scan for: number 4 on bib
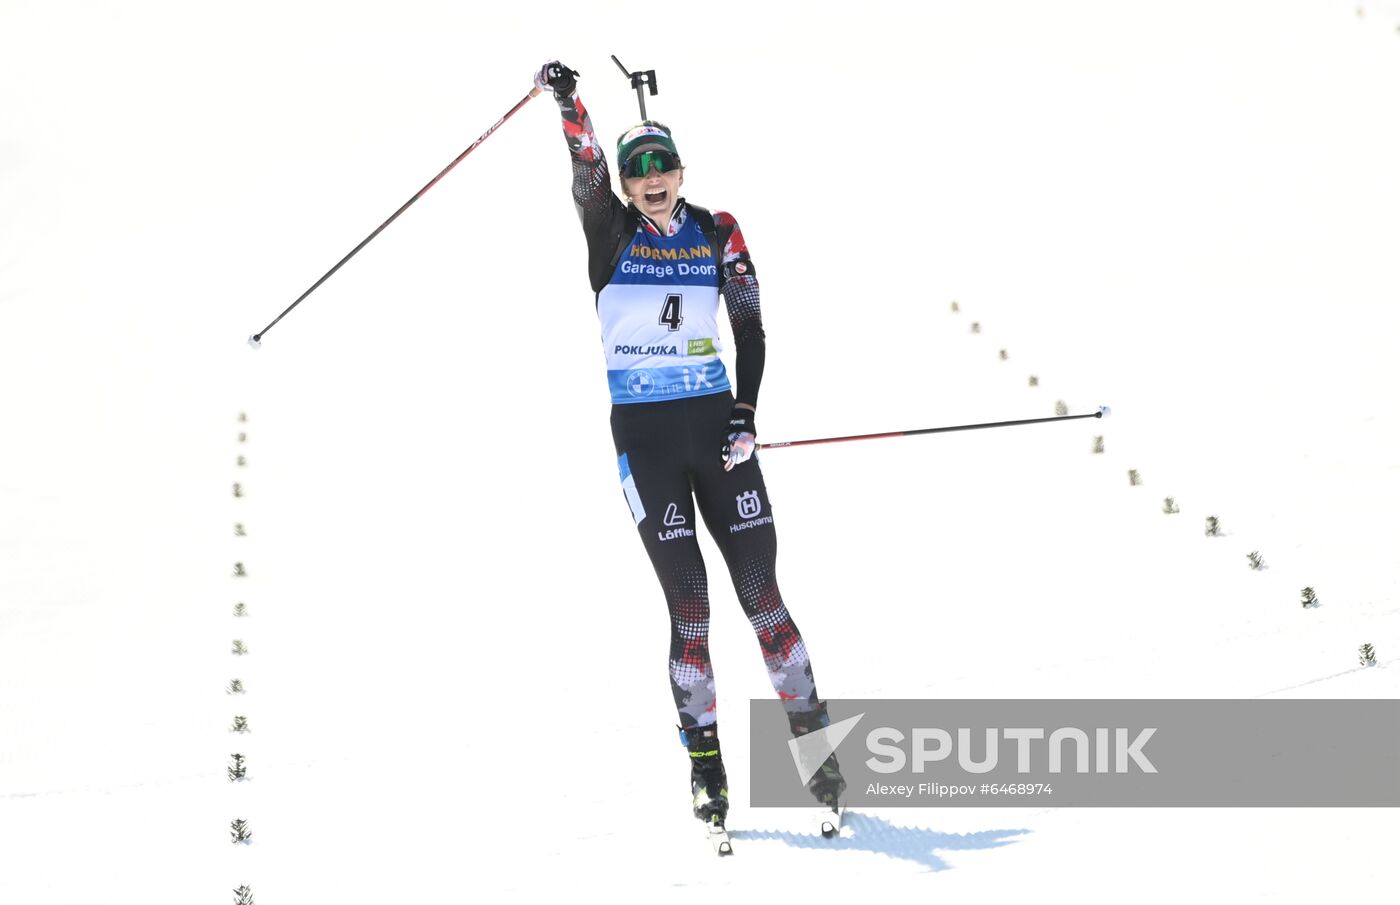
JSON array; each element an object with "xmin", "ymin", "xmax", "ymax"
[{"xmin": 659, "ymin": 293, "xmax": 683, "ymax": 331}]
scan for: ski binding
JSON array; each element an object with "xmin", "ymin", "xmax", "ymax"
[
  {"xmin": 706, "ymin": 815, "xmax": 733, "ymax": 856},
  {"xmin": 818, "ymin": 805, "xmax": 844, "ymax": 838}
]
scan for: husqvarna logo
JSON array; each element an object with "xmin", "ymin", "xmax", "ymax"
[{"xmin": 729, "ymin": 490, "xmax": 773, "ymax": 534}]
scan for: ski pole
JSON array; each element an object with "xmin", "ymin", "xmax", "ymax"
[
  {"xmin": 757, "ymin": 406, "xmax": 1112, "ymax": 450},
  {"xmin": 248, "ymin": 85, "xmax": 543, "ymax": 348}
]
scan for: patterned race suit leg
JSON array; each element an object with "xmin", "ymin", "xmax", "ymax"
[{"xmin": 612, "ymin": 392, "xmax": 818, "ymax": 729}]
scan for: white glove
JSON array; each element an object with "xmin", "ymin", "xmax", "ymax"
[
  {"xmin": 721, "ymin": 406, "xmax": 757, "ymax": 471},
  {"xmin": 723, "ymin": 432, "xmax": 756, "ymax": 472}
]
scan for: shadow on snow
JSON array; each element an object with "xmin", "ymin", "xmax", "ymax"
[{"xmin": 730, "ymin": 811, "xmax": 1031, "ymax": 871}]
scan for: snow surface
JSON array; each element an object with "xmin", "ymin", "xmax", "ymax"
[{"xmin": 3, "ymin": 1, "xmax": 1399, "ymax": 901}]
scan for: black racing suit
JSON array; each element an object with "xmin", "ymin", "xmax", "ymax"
[{"xmin": 553, "ymin": 89, "xmax": 824, "ymax": 730}]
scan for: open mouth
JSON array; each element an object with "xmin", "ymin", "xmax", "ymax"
[{"xmin": 644, "ymin": 190, "xmax": 668, "ymax": 205}]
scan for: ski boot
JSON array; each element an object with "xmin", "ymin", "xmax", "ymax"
[
  {"xmin": 680, "ymin": 723, "xmax": 729, "ymax": 824},
  {"xmin": 681, "ymin": 723, "xmax": 733, "ymax": 854},
  {"xmin": 788, "ymin": 702, "xmax": 846, "ymax": 836}
]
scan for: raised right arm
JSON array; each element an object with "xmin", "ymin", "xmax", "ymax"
[
  {"xmin": 537, "ymin": 62, "xmax": 633, "ymax": 293},
  {"xmin": 554, "ymin": 91, "xmax": 616, "ymax": 227}
]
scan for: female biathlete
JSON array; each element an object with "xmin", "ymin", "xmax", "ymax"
[{"xmin": 534, "ymin": 61, "xmax": 844, "ymax": 831}]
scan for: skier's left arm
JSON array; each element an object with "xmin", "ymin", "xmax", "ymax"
[{"xmin": 716, "ymin": 211, "xmax": 765, "ymax": 470}]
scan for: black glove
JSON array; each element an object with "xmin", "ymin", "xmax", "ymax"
[
  {"xmin": 720, "ymin": 406, "xmax": 757, "ymax": 471},
  {"xmin": 534, "ymin": 61, "xmax": 578, "ymax": 98}
]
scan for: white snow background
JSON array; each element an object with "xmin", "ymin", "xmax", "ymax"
[{"xmin": 3, "ymin": 0, "xmax": 1399, "ymax": 901}]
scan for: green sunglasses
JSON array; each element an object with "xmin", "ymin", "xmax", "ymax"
[{"xmin": 622, "ymin": 149, "xmax": 682, "ymax": 179}]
